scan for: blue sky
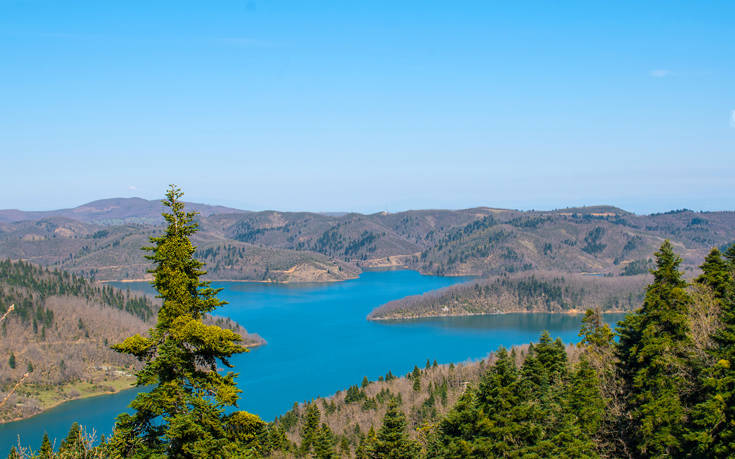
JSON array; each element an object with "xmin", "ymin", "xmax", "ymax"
[{"xmin": 1, "ymin": 1, "xmax": 733, "ymax": 214}]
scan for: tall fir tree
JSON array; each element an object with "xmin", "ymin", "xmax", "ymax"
[
  {"xmin": 300, "ymin": 402, "xmax": 322, "ymax": 454},
  {"xmin": 109, "ymin": 185, "xmax": 248, "ymax": 457},
  {"xmin": 565, "ymin": 358, "xmax": 605, "ymax": 439},
  {"xmin": 59, "ymin": 422, "xmax": 82, "ymax": 454},
  {"xmin": 313, "ymin": 423, "xmax": 337, "ymax": 459},
  {"xmin": 38, "ymin": 433, "xmax": 52, "ymax": 459},
  {"xmin": 356, "ymin": 426, "xmax": 377, "ymax": 459},
  {"xmin": 579, "ymin": 308, "xmax": 614, "ymax": 352},
  {"xmin": 688, "ymin": 246, "xmax": 735, "ymax": 456},
  {"xmin": 577, "ymin": 308, "xmax": 626, "ymax": 457},
  {"xmin": 724, "ymin": 243, "xmax": 735, "ymax": 269},
  {"xmin": 373, "ymin": 398, "xmax": 416, "ymax": 458},
  {"xmin": 616, "ymin": 240, "xmax": 693, "ymax": 457},
  {"xmin": 697, "ymin": 248, "xmax": 731, "ymax": 299}
]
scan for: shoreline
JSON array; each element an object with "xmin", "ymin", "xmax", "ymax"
[
  {"xmin": 0, "ymin": 377, "xmax": 137, "ymax": 425},
  {"xmin": 368, "ymin": 308, "xmax": 631, "ymax": 321},
  {"xmin": 102, "ymin": 274, "xmax": 361, "ymax": 285},
  {"xmin": 98, "ymin": 267, "xmax": 469, "ymax": 285},
  {"xmin": 1, "ymin": 341, "xmax": 265, "ymax": 426}
]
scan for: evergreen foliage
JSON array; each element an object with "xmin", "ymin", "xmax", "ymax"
[
  {"xmin": 373, "ymin": 398, "xmax": 417, "ymax": 458},
  {"xmin": 616, "ymin": 240, "xmax": 693, "ymax": 457},
  {"xmin": 687, "ymin": 246, "xmax": 735, "ymax": 456},
  {"xmin": 38, "ymin": 433, "xmax": 52, "ymax": 459},
  {"xmin": 300, "ymin": 402, "xmax": 322, "ymax": 454},
  {"xmin": 59, "ymin": 422, "xmax": 81, "ymax": 453},
  {"xmin": 313, "ymin": 423, "xmax": 337, "ymax": 458},
  {"xmin": 108, "ymin": 186, "xmax": 250, "ymax": 457}
]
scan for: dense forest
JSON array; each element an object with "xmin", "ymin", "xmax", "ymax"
[
  {"xmin": 369, "ymin": 272, "xmax": 649, "ymax": 319},
  {"xmin": 7, "ymin": 190, "xmax": 735, "ymax": 457}
]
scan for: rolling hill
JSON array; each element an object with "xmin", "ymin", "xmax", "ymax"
[
  {"xmin": 368, "ymin": 272, "xmax": 650, "ymax": 320},
  {"xmin": 0, "ymin": 197, "xmax": 246, "ymax": 225},
  {"xmin": 1, "ymin": 199, "xmax": 734, "ymax": 283}
]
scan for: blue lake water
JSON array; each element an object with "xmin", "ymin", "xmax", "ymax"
[{"xmin": 0, "ymin": 270, "xmax": 625, "ymax": 451}]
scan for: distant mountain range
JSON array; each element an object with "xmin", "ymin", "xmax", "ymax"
[
  {"xmin": 0, "ymin": 198, "xmax": 733, "ymax": 282},
  {"xmin": 0, "ymin": 197, "xmax": 247, "ymax": 225}
]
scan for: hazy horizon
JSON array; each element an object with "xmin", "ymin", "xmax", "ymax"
[
  {"xmin": 2, "ymin": 1, "xmax": 733, "ymax": 214},
  {"xmin": 1, "ymin": 193, "xmax": 731, "ymax": 217}
]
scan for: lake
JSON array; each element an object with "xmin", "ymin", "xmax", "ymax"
[{"xmin": 0, "ymin": 270, "xmax": 625, "ymax": 451}]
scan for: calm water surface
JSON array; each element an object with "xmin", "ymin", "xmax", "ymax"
[{"xmin": 0, "ymin": 270, "xmax": 625, "ymax": 451}]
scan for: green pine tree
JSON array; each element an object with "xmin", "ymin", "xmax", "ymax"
[
  {"xmin": 59, "ymin": 422, "xmax": 81, "ymax": 453},
  {"xmin": 356, "ymin": 426, "xmax": 376, "ymax": 459},
  {"xmin": 577, "ymin": 308, "xmax": 625, "ymax": 456},
  {"xmin": 567, "ymin": 359, "xmax": 605, "ymax": 437},
  {"xmin": 617, "ymin": 240, "xmax": 693, "ymax": 457},
  {"xmin": 723, "ymin": 243, "xmax": 735, "ymax": 269},
  {"xmin": 109, "ymin": 185, "xmax": 248, "ymax": 457},
  {"xmin": 6, "ymin": 446, "xmax": 19, "ymax": 459},
  {"xmin": 438, "ymin": 389, "xmax": 484, "ymax": 457},
  {"xmin": 313, "ymin": 423, "xmax": 337, "ymax": 458},
  {"xmin": 697, "ymin": 248, "xmax": 731, "ymax": 298},
  {"xmin": 579, "ymin": 308, "xmax": 614, "ymax": 351},
  {"xmin": 38, "ymin": 433, "xmax": 52, "ymax": 459},
  {"xmin": 412, "ymin": 374, "xmax": 421, "ymax": 392},
  {"xmin": 373, "ymin": 398, "xmax": 416, "ymax": 458},
  {"xmin": 339, "ymin": 435, "xmax": 351, "ymax": 456},
  {"xmin": 8, "ymin": 352, "xmax": 15, "ymax": 369},
  {"xmin": 520, "ymin": 332, "xmax": 568, "ymax": 394},
  {"xmin": 300, "ymin": 402, "xmax": 321, "ymax": 454},
  {"xmin": 266, "ymin": 424, "xmax": 289, "ymax": 454},
  {"xmin": 222, "ymin": 410, "xmax": 267, "ymax": 455},
  {"xmin": 687, "ymin": 246, "xmax": 735, "ymax": 456}
]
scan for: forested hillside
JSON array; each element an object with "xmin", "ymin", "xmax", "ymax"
[
  {"xmin": 261, "ymin": 241, "xmax": 735, "ymax": 458},
  {"xmin": 369, "ymin": 272, "xmax": 649, "ymax": 319},
  {"xmin": 0, "ymin": 259, "xmax": 263, "ymax": 423},
  {"xmin": 8, "ymin": 230, "xmax": 735, "ymax": 457},
  {"xmin": 1, "ymin": 201, "xmax": 734, "ymax": 283}
]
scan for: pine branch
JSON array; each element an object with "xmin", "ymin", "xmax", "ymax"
[
  {"xmin": 0, "ymin": 304, "xmax": 15, "ymax": 324},
  {"xmin": 0, "ymin": 371, "xmax": 30, "ymax": 409}
]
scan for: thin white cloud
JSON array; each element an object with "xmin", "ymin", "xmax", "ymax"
[
  {"xmin": 731, "ymin": 110, "xmax": 735, "ymax": 128},
  {"xmin": 128, "ymin": 185, "xmax": 137, "ymax": 191},
  {"xmin": 649, "ymin": 69, "xmax": 671, "ymax": 78}
]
